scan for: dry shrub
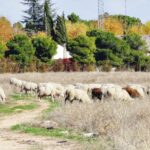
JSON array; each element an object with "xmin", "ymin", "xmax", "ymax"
[{"xmin": 49, "ymin": 100, "xmax": 150, "ymax": 150}]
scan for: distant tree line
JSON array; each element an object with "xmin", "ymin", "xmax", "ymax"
[{"xmin": 0, "ymin": 2, "xmax": 150, "ymax": 72}]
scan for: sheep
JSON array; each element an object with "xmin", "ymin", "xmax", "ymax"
[
  {"xmin": 0, "ymin": 87, "xmax": 6, "ymax": 103},
  {"xmin": 21, "ymin": 82, "xmax": 38, "ymax": 94},
  {"xmin": 10, "ymin": 78, "xmax": 23, "ymax": 89},
  {"xmin": 65, "ymin": 88, "xmax": 92, "ymax": 104},
  {"xmin": 125, "ymin": 84, "xmax": 145, "ymax": 98},
  {"xmin": 91, "ymin": 88, "xmax": 103, "ymax": 101},
  {"xmin": 100, "ymin": 84, "xmax": 132, "ymax": 101},
  {"xmin": 38, "ymin": 85, "xmax": 64, "ymax": 101},
  {"xmin": 123, "ymin": 86, "xmax": 141, "ymax": 98}
]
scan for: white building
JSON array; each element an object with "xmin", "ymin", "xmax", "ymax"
[{"xmin": 52, "ymin": 45, "xmax": 72, "ymax": 60}]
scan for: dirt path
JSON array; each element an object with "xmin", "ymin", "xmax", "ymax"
[{"xmin": 0, "ymin": 101, "xmax": 79, "ymax": 150}]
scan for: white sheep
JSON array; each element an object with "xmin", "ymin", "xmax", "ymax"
[
  {"xmin": 21, "ymin": 82, "xmax": 38, "ymax": 94},
  {"xmin": 101, "ymin": 84, "xmax": 132, "ymax": 101},
  {"xmin": 0, "ymin": 87, "xmax": 6, "ymax": 103},
  {"xmin": 65, "ymin": 88, "xmax": 92, "ymax": 104},
  {"xmin": 38, "ymin": 85, "xmax": 64, "ymax": 101},
  {"xmin": 10, "ymin": 78, "xmax": 23, "ymax": 88}
]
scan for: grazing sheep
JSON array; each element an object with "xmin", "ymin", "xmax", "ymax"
[
  {"xmin": 10, "ymin": 78, "xmax": 23, "ymax": 89},
  {"xmin": 65, "ymin": 88, "xmax": 92, "ymax": 104},
  {"xmin": 91, "ymin": 88, "xmax": 103, "ymax": 101},
  {"xmin": 126, "ymin": 84, "xmax": 145, "ymax": 98},
  {"xmin": 21, "ymin": 82, "xmax": 38, "ymax": 94},
  {"xmin": 123, "ymin": 86, "xmax": 141, "ymax": 98},
  {"xmin": 38, "ymin": 85, "xmax": 63, "ymax": 101},
  {"xmin": 101, "ymin": 84, "xmax": 132, "ymax": 101},
  {"xmin": 0, "ymin": 87, "xmax": 6, "ymax": 103}
]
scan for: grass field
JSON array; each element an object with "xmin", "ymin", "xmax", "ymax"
[{"xmin": 0, "ymin": 72, "xmax": 150, "ymax": 150}]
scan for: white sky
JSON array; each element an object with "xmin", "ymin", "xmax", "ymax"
[{"xmin": 0, "ymin": 0, "xmax": 149, "ymax": 24}]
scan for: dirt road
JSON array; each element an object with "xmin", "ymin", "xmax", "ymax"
[{"xmin": 0, "ymin": 101, "xmax": 78, "ymax": 150}]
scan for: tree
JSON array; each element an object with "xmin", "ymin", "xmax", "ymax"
[
  {"xmin": 104, "ymin": 17, "xmax": 124, "ymax": 35},
  {"xmin": 13, "ymin": 22, "xmax": 25, "ymax": 35},
  {"xmin": 0, "ymin": 17, "xmax": 13, "ymax": 42},
  {"xmin": 66, "ymin": 21, "xmax": 89, "ymax": 39},
  {"xmin": 6, "ymin": 35, "xmax": 35, "ymax": 70},
  {"xmin": 22, "ymin": 0, "xmax": 44, "ymax": 34},
  {"xmin": 67, "ymin": 13, "xmax": 80, "ymax": 23},
  {"xmin": 123, "ymin": 33, "xmax": 147, "ymax": 50},
  {"xmin": 143, "ymin": 21, "xmax": 150, "ymax": 35},
  {"xmin": 43, "ymin": 0, "xmax": 55, "ymax": 37},
  {"xmin": 87, "ymin": 30, "xmax": 131, "ymax": 68},
  {"xmin": 54, "ymin": 14, "xmax": 68, "ymax": 45},
  {"xmin": 67, "ymin": 36, "xmax": 96, "ymax": 67},
  {"xmin": 32, "ymin": 34, "xmax": 57, "ymax": 62},
  {"xmin": 0, "ymin": 38, "xmax": 7, "ymax": 59}
]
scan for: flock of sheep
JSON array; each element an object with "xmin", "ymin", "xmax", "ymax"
[
  {"xmin": 0, "ymin": 77, "xmax": 150, "ymax": 104},
  {"xmin": 0, "ymin": 77, "xmax": 148, "ymax": 103}
]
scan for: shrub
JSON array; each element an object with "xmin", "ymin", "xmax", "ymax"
[
  {"xmin": 67, "ymin": 36, "xmax": 96, "ymax": 65},
  {"xmin": 67, "ymin": 13, "xmax": 80, "ymax": 23},
  {"xmin": 0, "ymin": 39, "xmax": 7, "ymax": 59},
  {"xmin": 123, "ymin": 33, "xmax": 147, "ymax": 50},
  {"xmin": 6, "ymin": 34, "xmax": 35, "ymax": 70},
  {"xmin": 32, "ymin": 35, "xmax": 57, "ymax": 63}
]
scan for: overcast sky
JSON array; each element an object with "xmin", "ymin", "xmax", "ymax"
[{"xmin": 0, "ymin": 0, "xmax": 149, "ymax": 24}]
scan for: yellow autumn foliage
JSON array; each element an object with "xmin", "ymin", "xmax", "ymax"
[
  {"xmin": 0, "ymin": 17, "xmax": 14, "ymax": 42},
  {"xmin": 104, "ymin": 17, "xmax": 124, "ymax": 35},
  {"xmin": 66, "ymin": 21, "xmax": 89, "ymax": 39},
  {"xmin": 129, "ymin": 25, "xmax": 144, "ymax": 35},
  {"xmin": 142, "ymin": 22, "xmax": 150, "ymax": 35}
]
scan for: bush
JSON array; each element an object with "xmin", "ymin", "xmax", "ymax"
[
  {"xmin": 67, "ymin": 13, "xmax": 80, "ymax": 23},
  {"xmin": 0, "ymin": 39, "xmax": 7, "ymax": 59},
  {"xmin": 49, "ymin": 100, "xmax": 150, "ymax": 150},
  {"xmin": 6, "ymin": 34, "xmax": 35, "ymax": 70},
  {"xmin": 32, "ymin": 35, "xmax": 57, "ymax": 63},
  {"xmin": 67, "ymin": 36, "xmax": 96, "ymax": 66},
  {"xmin": 123, "ymin": 33, "xmax": 147, "ymax": 50}
]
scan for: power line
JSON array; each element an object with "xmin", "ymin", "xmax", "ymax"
[{"xmin": 98, "ymin": 0, "xmax": 104, "ymax": 30}]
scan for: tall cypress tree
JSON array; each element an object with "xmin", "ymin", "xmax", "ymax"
[
  {"xmin": 43, "ymin": 0, "xmax": 55, "ymax": 37},
  {"xmin": 54, "ymin": 13, "xmax": 68, "ymax": 45},
  {"xmin": 22, "ymin": 0, "xmax": 43, "ymax": 34}
]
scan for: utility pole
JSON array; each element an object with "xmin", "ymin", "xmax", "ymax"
[
  {"xmin": 98, "ymin": 0, "xmax": 104, "ymax": 30},
  {"xmin": 124, "ymin": 0, "xmax": 127, "ymax": 35}
]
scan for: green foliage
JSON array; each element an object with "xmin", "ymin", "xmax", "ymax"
[
  {"xmin": 32, "ymin": 35, "xmax": 57, "ymax": 62},
  {"xmin": 0, "ymin": 40, "xmax": 6, "ymax": 59},
  {"xmin": 67, "ymin": 35, "xmax": 96, "ymax": 64},
  {"xmin": 129, "ymin": 50, "xmax": 150, "ymax": 71},
  {"xmin": 43, "ymin": 0, "xmax": 55, "ymax": 37},
  {"xmin": 123, "ymin": 33, "xmax": 147, "ymax": 50},
  {"xmin": 6, "ymin": 35, "xmax": 35, "ymax": 69},
  {"xmin": 67, "ymin": 13, "xmax": 80, "ymax": 23},
  {"xmin": 11, "ymin": 124, "xmax": 93, "ymax": 142},
  {"xmin": 0, "ymin": 103, "xmax": 37, "ymax": 115},
  {"xmin": 54, "ymin": 14, "xmax": 68, "ymax": 45},
  {"xmin": 22, "ymin": 0, "xmax": 44, "ymax": 34},
  {"xmin": 112, "ymin": 15, "xmax": 141, "ymax": 28}
]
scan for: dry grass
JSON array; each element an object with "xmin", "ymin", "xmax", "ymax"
[
  {"xmin": 0, "ymin": 71, "xmax": 150, "ymax": 96},
  {"xmin": 49, "ymin": 100, "xmax": 150, "ymax": 150},
  {"xmin": 0, "ymin": 72, "xmax": 150, "ymax": 149}
]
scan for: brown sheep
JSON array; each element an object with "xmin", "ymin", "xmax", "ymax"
[
  {"xmin": 92, "ymin": 88, "xmax": 103, "ymax": 101},
  {"xmin": 123, "ymin": 86, "xmax": 140, "ymax": 98}
]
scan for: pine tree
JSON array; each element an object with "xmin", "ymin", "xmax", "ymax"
[
  {"xmin": 22, "ymin": 0, "xmax": 44, "ymax": 34},
  {"xmin": 43, "ymin": 0, "xmax": 55, "ymax": 37},
  {"xmin": 54, "ymin": 13, "xmax": 68, "ymax": 45}
]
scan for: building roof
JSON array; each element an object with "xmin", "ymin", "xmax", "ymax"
[{"xmin": 52, "ymin": 45, "xmax": 72, "ymax": 60}]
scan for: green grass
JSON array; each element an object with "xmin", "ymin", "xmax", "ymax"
[
  {"xmin": 0, "ymin": 103, "xmax": 38, "ymax": 115},
  {"xmin": 10, "ymin": 93, "xmax": 36, "ymax": 101},
  {"xmin": 11, "ymin": 124, "xmax": 95, "ymax": 142},
  {"xmin": 42, "ymin": 100, "xmax": 60, "ymax": 119}
]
